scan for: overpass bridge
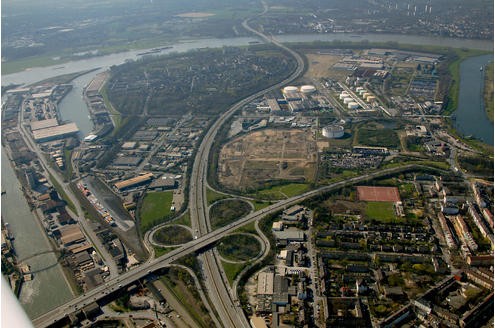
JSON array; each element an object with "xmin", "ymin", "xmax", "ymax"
[{"xmin": 33, "ymin": 163, "xmax": 442, "ymax": 327}]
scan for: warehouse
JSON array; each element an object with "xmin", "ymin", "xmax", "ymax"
[
  {"xmin": 32, "ymin": 123, "xmax": 79, "ymax": 143},
  {"xmin": 30, "ymin": 118, "xmax": 59, "ymax": 131},
  {"xmin": 57, "ymin": 224, "xmax": 86, "ymax": 247},
  {"xmin": 113, "ymin": 156, "xmax": 143, "ymax": 167},
  {"xmin": 148, "ymin": 174, "xmax": 177, "ymax": 191},
  {"xmin": 114, "ymin": 173, "xmax": 154, "ymax": 191}
]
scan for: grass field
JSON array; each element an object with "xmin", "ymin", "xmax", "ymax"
[
  {"xmin": 252, "ymin": 183, "xmax": 310, "ymax": 200},
  {"xmin": 221, "ymin": 260, "xmax": 247, "ymax": 285},
  {"xmin": 139, "ymin": 191, "xmax": 174, "ymax": 232},
  {"xmin": 160, "ymin": 268, "xmax": 212, "ymax": 327},
  {"xmin": 154, "ymin": 225, "xmax": 192, "ymax": 245},
  {"xmin": 217, "ymin": 234, "xmax": 261, "ymax": 262},
  {"xmin": 365, "ymin": 202, "xmax": 397, "ymax": 223},
  {"xmin": 206, "ymin": 188, "xmax": 229, "ymax": 205},
  {"xmin": 153, "ymin": 246, "xmax": 176, "ymax": 257},
  {"xmin": 210, "ymin": 199, "xmax": 252, "ymax": 229},
  {"xmin": 235, "ymin": 221, "xmax": 257, "ymax": 234},
  {"xmin": 174, "ymin": 211, "xmax": 191, "ymax": 227}
]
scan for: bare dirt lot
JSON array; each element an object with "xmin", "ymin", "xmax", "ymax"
[
  {"xmin": 218, "ymin": 129, "xmax": 317, "ymax": 191},
  {"xmin": 303, "ymin": 52, "xmax": 346, "ymax": 80}
]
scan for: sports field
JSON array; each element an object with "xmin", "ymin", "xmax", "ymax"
[{"xmin": 357, "ymin": 186, "xmax": 401, "ymax": 202}]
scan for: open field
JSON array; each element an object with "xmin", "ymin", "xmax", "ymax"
[
  {"xmin": 221, "ymin": 260, "xmax": 246, "ymax": 285},
  {"xmin": 139, "ymin": 191, "xmax": 174, "ymax": 232},
  {"xmin": 160, "ymin": 267, "xmax": 213, "ymax": 327},
  {"xmin": 357, "ymin": 186, "xmax": 401, "ymax": 202},
  {"xmin": 218, "ymin": 129, "xmax": 317, "ymax": 191},
  {"xmin": 154, "ymin": 225, "xmax": 192, "ymax": 245},
  {"xmin": 304, "ymin": 53, "xmax": 345, "ymax": 79},
  {"xmin": 250, "ymin": 183, "xmax": 311, "ymax": 200},
  {"xmin": 364, "ymin": 201, "xmax": 397, "ymax": 223},
  {"xmin": 217, "ymin": 234, "xmax": 261, "ymax": 262},
  {"xmin": 209, "ymin": 199, "xmax": 252, "ymax": 229}
]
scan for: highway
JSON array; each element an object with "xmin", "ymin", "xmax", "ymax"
[{"xmin": 32, "ymin": 163, "xmax": 437, "ymax": 327}]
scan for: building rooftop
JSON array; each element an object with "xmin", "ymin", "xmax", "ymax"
[
  {"xmin": 257, "ymin": 272, "xmax": 274, "ymax": 295},
  {"xmin": 114, "ymin": 173, "xmax": 154, "ymax": 191},
  {"xmin": 32, "ymin": 123, "xmax": 79, "ymax": 141},
  {"xmin": 30, "ymin": 118, "xmax": 58, "ymax": 131},
  {"xmin": 273, "ymin": 229, "xmax": 305, "ymax": 241}
]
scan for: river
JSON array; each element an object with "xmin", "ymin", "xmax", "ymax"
[
  {"xmin": 453, "ymin": 54, "xmax": 494, "ymax": 145},
  {"xmin": 1, "ymin": 149, "xmax": 74, "ymax": 319},
  {"xmin": 1, "ymin": 32, "xmax": 493, "ymax": 318}
]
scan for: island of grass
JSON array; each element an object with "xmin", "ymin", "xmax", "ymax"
[
  {"xmin": 209, "ymin": 199, "xmax": 251, "ymax": 229},
  {"xmin": 154, "ymin": 225, "xmax": 192, "ymax": 245},
  {"xmin": 251, "ymin": 183, "xmax": 311, "ymax": 200},
  {"xmin": 217, "ymin": 234, "xmax": 262, "ymax": 262},
  {"xmin": 139, "ymin": 191, "xmax": 174, "ymax": 232}
]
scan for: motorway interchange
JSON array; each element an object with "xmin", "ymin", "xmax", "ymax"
[{"xmin": 31, "ymin": 3, "xmax": 452, "ymax": 328}]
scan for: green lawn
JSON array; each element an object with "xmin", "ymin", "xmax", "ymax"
[
  {"xmin": 210, "ymin": 199, "xmax": 251, "ymax": 229},
  {"xmin": 221, "ymin": 260, "xmax": 247, "ymax": 285},
  {"xmin": 252, "ymin": 201, "xmax": 271, "ymax": 211},
  {"xmin": 252, "ymin": 183, "xmax": 310, "ymax": 200},
  {"xmin": 174, "ymin": 211, "xmax": 191, "ymax": 227},
  {"xmin": 153, "ymin": 246, "xmax": 176, "ymax": 258},
  {"xmin": 206, "ymin": 187, "xmax": 229, "ymax": 205},
  {"xmin": 365, "ymin": 202, "xmax": 397, "ymax": 223},
  {"xmin": 154, "ymin": 225, "xmax": 192, "ymax": 245},
  {"xmin": 139, "ymin": 191, "xmax": 174, "ymax": 232},
  {"xmin": 217, "ymin": 234, "xmax": 261, "ymax": 262}
]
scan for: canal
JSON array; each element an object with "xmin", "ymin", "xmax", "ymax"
[
  {"xmin": 1, "ymin": 149, "xmax": 74, "ymax": 319},
  {"xmin": 1, "ymin": 33, "xmax": 493, "ymax": 319},
  {"xmin": 453, "ymin": 54, "xmax": 494, "ymax": 145}
]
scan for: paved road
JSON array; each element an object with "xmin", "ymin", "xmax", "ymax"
[
  {"xmin": 32, "ymin": 163, "xmax": 440, "ymax": 327},
  {"xmin": 17, "ymin": 103, "xmax": 119, "ymax": 280}
]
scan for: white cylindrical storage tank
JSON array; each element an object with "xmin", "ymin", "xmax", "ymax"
[
  {"xmin": 366, "ymin": 95, "xmax": 376, "ymax": 103},
  {"xmin": 343, "ymin": 97, "xmax": 353, "ymax": 104},
  {"xmin": 283, "ymin": 86, "xmax": 299, "ymax": 94},
  {"xmin": 348, "ymin": 102, "xmax": 359, "ymax": 109},
  {"xmin": 322, "ymin": 125, "xmax": 345, "ymax": 139},
  {"xmin": 339, "ymin": 92, "xmax": 349, "ymax": 100},
  {"xmin": 300, "ymin": 85, "xmax": 316, "ymax": 94},
  {"xmin": 362, "ymin": 92, "xmax": 371, "ymax": 99}
]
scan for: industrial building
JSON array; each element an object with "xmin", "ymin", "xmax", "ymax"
[
  {"xmin": 112, "ymin": 156, "xmax": 143, "ymax": 167},
  {"xmin": 57, "ymin": 224, "xmax": 86, "ymax": 247},
  {"xmin": 322, "ymin": 125, "xmax": 345, "ymax": 139},
  {"xmin": 148, "ymin": 174, "xmax": 177, "ymax": 191},
  {"xmin": 30, "ymin": 118, "xmax": 59, "ymax": 131},
  {"xmin": 32, "ymin": 123, "xmax": 79, "ymax": 142},
  {"xmin": 114, "ymin": 173, "xmax": 154, "ymax": 191}
]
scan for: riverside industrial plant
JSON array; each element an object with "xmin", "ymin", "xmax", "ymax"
[{"xmin": 2, "ymin": 34, "xmax": 493, "ymax": 328}]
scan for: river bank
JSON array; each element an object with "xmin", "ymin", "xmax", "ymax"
[
  {"xmin": 484, "ymin": 62, "xmax": 494, "ymax": 123},
  {"xmin": 1, "ymin": 146, "xmax": 75, "ymax": 318}
]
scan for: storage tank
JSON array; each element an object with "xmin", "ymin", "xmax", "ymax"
[
  {"xmin": 339, "ymin": 92, "xmax": 349, "ymax": 100},
  {"xmin": 300, "ymin": 85, "xmax": 316, "ymax": 94},
  {"xmin": 348, "ymin": 102, "xmax": 359, "ymax": 109},
  {"xmin": 343, "ymin": 97, "xmax": 353, "ymax": 104},
  {"xmin": 366, "ymin": 95, "xmax": 376, "ymax": 103},
  {"xmin": 322, "ymin": 125, "xmax": 345, "ymax": 139},
  {"xmin": 283, "ymin": 86, "xmax": 299, "ymax": 94}
]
